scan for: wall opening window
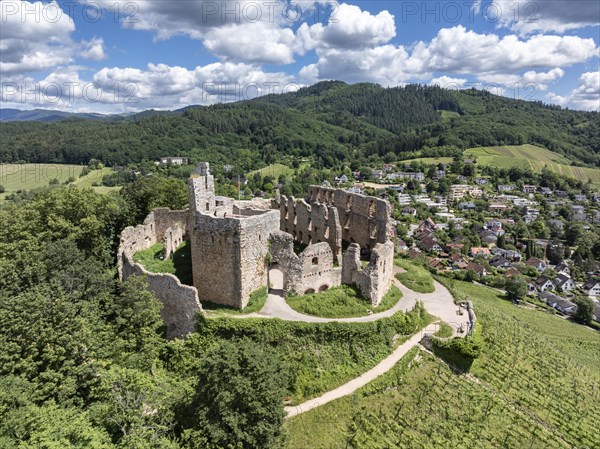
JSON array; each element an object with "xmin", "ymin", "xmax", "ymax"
[{"xmin": 312, "ymin": 257, "xmax": 319, "ymax": 265}]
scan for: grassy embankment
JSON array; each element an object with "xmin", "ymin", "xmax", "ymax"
[{"xmin": 285, "ymin": 280, "xmax": 600, "ymax": 449}]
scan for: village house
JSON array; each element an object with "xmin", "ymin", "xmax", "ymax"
[
  {"xmin": 540, "ymin": 187, "xmax": 553, "ymax": 195},
  {"xmin": 522, "ymin": 185, "xmax": 537, "ymax": 194},
  {"xmin": 534, "ymin": 276, "xmax": 555, "ymax": 292},
  {"xmin": 335, "ymin": 174, "xmax": 349, "ymax": 184},
  {"xmin": 553, "ymin": 273, "xmax": 575, "ymax": 292},
  {"xmin": 402, "ymin": 207, "xmax": 417, "ymax": 217},
  {"xmin": 458, "ymin": 202, "xmax": 476, "ymax": 211},
  {"xmin": 526, "ymin": 257, "xmax": 547, "ymax": 272},
  {"xmin": 490, "ymin": 255, "xmax": 512, "ymax": 269},
  {"xmin": 470, "ymin": 247, "xmax": 491, "ymax": 258},
  {"xmin": 573, "ymin": 194, "xmax": 587, "ymax": 202},
  {"xmin": 466, "ymin": 262, "xmax": 487, "ymax": 277},
  {"xmin": 582, "ymin": 279, "xmax": 600, "ymax": 297},
  {"xmin": 158, "ymin": 156, "xmax": 188, "ymax": 166},
  {"xmin": 397, "ymin": 193, "xmax": 411, "ymax": 205},
  {"xmin": 539, "ymin": 292, "xmax": 578, "ymax": 315},
  {"xmin": 555, "ymin": 262, "xmax": 570, "ymax": 276},
  {"xmin": 387, "ymin": 172, "xmax": 425, "ymax": 181},
  {"xmin": 419, "ymin": 236, "xmax": 443, "ymax": 253},
  {"xmin": 497, "ymin": 184, "xmax": 516, "ymax": 192}
]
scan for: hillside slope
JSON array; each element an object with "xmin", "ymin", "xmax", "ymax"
[{"xmin": 1, "ymin": 82, "xmax": 598, "ymax": 169}]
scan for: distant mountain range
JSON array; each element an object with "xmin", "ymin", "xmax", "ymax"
[{"xmin": 0, "ymin": 107, "xmax": 195, "ymax": 123}]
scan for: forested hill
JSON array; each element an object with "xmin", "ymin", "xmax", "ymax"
[{"xmin": 1, "ymin": 81, "xmax": 598, "ymax": 168}]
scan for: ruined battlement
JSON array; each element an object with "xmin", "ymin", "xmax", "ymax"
[{"xmin": 119, "ymin": 163, "xmax": 396, "ymax": 336}]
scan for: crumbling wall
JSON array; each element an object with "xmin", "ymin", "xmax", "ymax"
[
  {"xmin": 163, "ymin": 223, "xmax": 185, "ymax": 259},
  {"xmin": 190, "ymin": 209, "xmax": 280, "ymax": 308},
  {"xmin": 307, "ymin": 186, "xmax": 392, "ymax": 250},
  {"xmin": 268, "ymin": 231, "xmax": 341, "ymax": 295},
  {"xmin": 274, "ymin": 186, "xmax": 391, "ymax": 256},
  {"xmin": 341, "ymin": 242, "xmax": 394, "ymax": 306},
  {"xmin": 118, "ymin": 210, "xmax": 202, "ymax": 340}
]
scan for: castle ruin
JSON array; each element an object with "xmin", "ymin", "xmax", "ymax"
[{"xmin": 118, "ymin": 162, "xmax": 395, "ymax": 338}]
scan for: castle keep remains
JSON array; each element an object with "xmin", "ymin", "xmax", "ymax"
[{"xmin": 118, "ymin": 163, "xmax": 395, "ymax": 338}]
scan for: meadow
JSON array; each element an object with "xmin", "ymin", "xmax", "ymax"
[
  {"xmin": 285, "ymin": 284, "xmax": 402, "ymax": 318},
  {"xmin": 286, "ymin": 280, "xmax": 600, "ymax": 448},
  {"xmin": 394, "ymin": 258, "xmax": 435, "ymax": 293},
  {"xmin": 133, "ymin": 242, "xmax": 193, "ymax": 285},
  {"xmin": 465, "ymin": 144, "xmax": 600, "ymax": 184},
  {"xmin": 0, "ymin": 163, "xmax": 118, "ymax": 199}
]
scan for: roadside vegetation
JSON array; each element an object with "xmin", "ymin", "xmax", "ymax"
[
  {"xmin": 286, "ymin": 280, "xmax": 600, "ymax": 449},
  {"xmin": 394, "ymin": 258, "xmax": 435, "ymax": 293},
  {"xmin": 173, "ymin": 303, "xmax": 431, "ymax": 405},
  {"xmin": 202, "ymin": 286, "xmax": 269, "ymax": 316},
  {"xmin": 285, "ymin": 284, "xmax": 402, "ymax": 318}
]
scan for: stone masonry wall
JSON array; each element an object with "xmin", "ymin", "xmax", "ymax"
[
  {"xmin": 190, "ymin": 209, "xmax": 280, "ymax": 308},
  {"xmin": 341, "ymin": 241, "xmax": 395, "ymax": 305},
  {"xmin": 118, "ymin": 209, "xmax": 202, "ymax": 340},
  {"xmin": 268, "ymin": 231, "xmax": 342, "ymax": 295}
]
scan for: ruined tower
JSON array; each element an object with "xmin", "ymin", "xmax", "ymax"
[
  {"xmin": 188, "ymin": 162, "xmax": 216, "ymax": 214},
  {"xmin": 187, "ymin": 162, "xmax": 280, "ymax": 308}
]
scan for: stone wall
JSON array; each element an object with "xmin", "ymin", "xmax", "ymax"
[
  {"xmin": 117, "ymin": 209, "xmax": 202, "ymax": 340},
  {"xmin": 268, "ymin": 231, "xmax": 342, "ymax": 295},
  {"xmin": 307, "ymin": 186, "xmax": 392, "ymax": 250},
  {"xmin": 275, "ymin": 196, "xmax": 343, "ymax": 261},
  {"xmin": 341, "ymin": 241, "xmax": 395, "ymax": 305},
  {"xmin": 190, "ymin": 209, "xmax": 280, "ymax": 308},
  {"xmin": 163, "ymin": 223, "xmax": 185, "ymax": 259},
  {"xmin": 188, "ymin": 162, "xmax": 216, "ymax": 214}
]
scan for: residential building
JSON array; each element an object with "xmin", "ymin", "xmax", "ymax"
[
  {"xmin": 539, "ymin": 292, "xmax": 577, "ymax": 315},
  {"xmin": 522, "ymin": 185, "xmax": 537, "ymax": 194},
  {"xmin": 490, "ymin": 255, "xmax": 512, "ymax": 269},
  {"xmin": 470, "ymin": 247, "xmax": 491, "ymax": 258},
  {"xmin": 466, "ymin": 262, "xmax": 487, "ymax": 277},
  {"xmin": 554, "ymin": 274, "xmax": 575, "ymax": 292},
  {"xmin": 526, "ymin": 257, "xmax": 547, "ymax": 272},
  {"xmin": 534, "ymin": 276, "xmax": 555, "ymax": 292},
  {"xmin": 497, "ymin": 184, "xmax": 516, "ymax": 192},
  {"xmin": 582, "ymin": 279, "xmax": 600, "ymax": 297},
  {"xmin": 387, "ymin": 172, "xmax": 425, "ymax": 181},
  {"xmin": 158, "ymin": 156, "xmax": 188, "ymax": 166}
]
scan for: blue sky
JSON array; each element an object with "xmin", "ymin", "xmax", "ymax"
[{"xmin": 1, "ymin": 0, "xmax": 598, "ymax": 112}]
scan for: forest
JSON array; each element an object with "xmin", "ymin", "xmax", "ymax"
[{"xmin": 1, "ymin": 82, "xmax": 599, "ymax": 170}]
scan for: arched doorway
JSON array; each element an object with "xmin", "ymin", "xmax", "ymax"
[{"xmin": 268, "ymin": 266, "xmax": 284, "ymax": 293}]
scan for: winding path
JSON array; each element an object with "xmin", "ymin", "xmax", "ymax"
[
  {"xmin": 215, "ymin": 266, "xmax": 470, "ymax": 417},
  {"xmin": 285, "ymin": 322, "xmax": 440, "ymax": 418}
]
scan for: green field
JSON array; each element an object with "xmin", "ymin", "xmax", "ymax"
[
  {"xmin": 394, "ymin": 259, "xmax": 435, "ymax": 293},
  {"xmin": 286, "ymin": 280, "xmax": 600, "ymax": 448},
  {"xmin": 286, "ymin": 284, "xmax": 402, "ymax": 318},
  {"xmin": 247, "ymin": 163, "xmax": 296, "ymax": 178},
  {"xmin": 398, "ymin": 157, "xmax": 454, "ymax": 166},
  {"xmin": 465, "ymin": 145, "xmax": 600, "ymax": 183},
  {"xmin": 0, "ymin": 164, "xmax": 118, "ymax": 199}
]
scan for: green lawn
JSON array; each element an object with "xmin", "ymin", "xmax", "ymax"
[
  {"xmin": 247, "ymin": 163, "xmax": 296, "ymax": 178},
  {"xmin": 286, "ymin": 280, "xmax": 600, "ymax": 449},
  {"xmin": 465, "ymin": 144, "xmax": 600, "ymax": 184},
  {"xmin": 285, "ymin": 284, "xmax": 402, "ymax": 318},
  {"xmin": 394, "ymin": 259, "xmax": 435, "ymax": 293},
  {"xmin": 202, "ymin": 286, "xmax": 269, "ymax": 316},
  {"xmin": 133, "ymin": 242, "xmax": 193, "ymax": 285}
]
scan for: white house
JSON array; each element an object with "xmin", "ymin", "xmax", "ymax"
[
  {"xmin": 554, "ymin": 274, "xmax": 575, "ymax": 292},
  {"xmin": 582, "ymin": 279, "xmax": 600, "ymax": 297}
]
